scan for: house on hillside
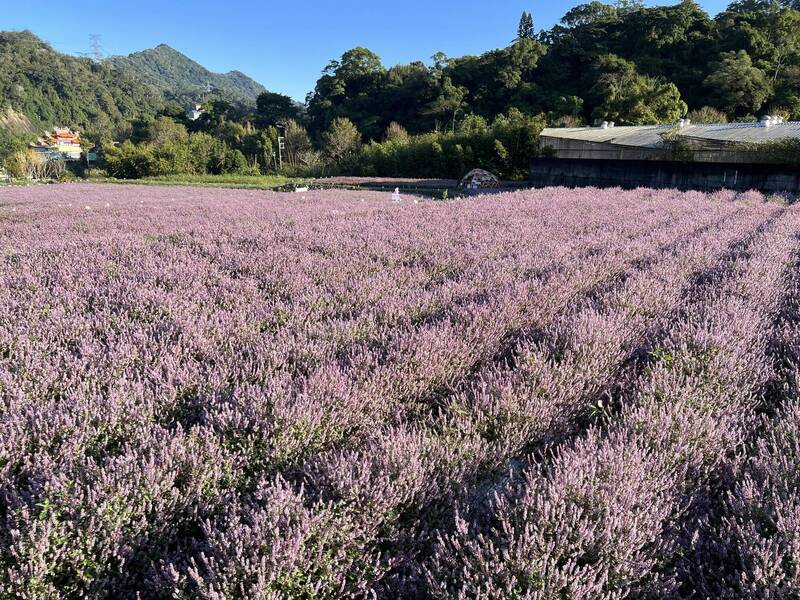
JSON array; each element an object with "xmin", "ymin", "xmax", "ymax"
[
  {"xmin": 533, "ymin": 117, "xmax": 800, "ymax": 192},
  {"xmin": 186, "ymin": 104, "xmax": 205, "ymax": 121},
  {"xmin": 30, "ymin": 128, "xmax": 84, "ymax": 161}
]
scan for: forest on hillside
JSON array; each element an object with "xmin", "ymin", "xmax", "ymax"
[
  {"xmin": 107, "ymin": 44, "xmax": 267, "ymax": 107},
  {"xmin": 0, "ymin": 31, "xmax": 165, "ymax": 137},
  {"xmin": 1, "ymin": 0, "xmax": 799, "ymax": 180},
  {"xmin": 304, "ymin": 0, "xmax": 800, "ymax": 137}
]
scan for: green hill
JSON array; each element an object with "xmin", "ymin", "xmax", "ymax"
[
  {"xmin": 107, "ymin": 44, "xmax": 267, "ymax": 107},
  {"xmin": 0, "ymin": 30, "xmax": 166, "ymax": 136}
]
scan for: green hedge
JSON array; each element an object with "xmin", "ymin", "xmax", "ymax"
[{"xmin": 355, "ymin": 109, "xmax": 545, "ymax": 180}]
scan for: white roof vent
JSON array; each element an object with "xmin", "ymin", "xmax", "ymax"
[
  {"xmin": 600, "ymin": 121, "xmax": 609, "ymax": 129},
  {"xmin": 608, "ymin": 121, "xmax": 615, "ymax": 128},
  {"xmin": 678, "ymin": 118, "xmax": 685, "ymax": 128},
  {"xmin": 684, "ymin": 118, "xmax": 691, "ymax": 127}
]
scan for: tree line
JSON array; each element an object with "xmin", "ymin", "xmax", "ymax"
[
  {"xmin": 305, "ymin": 0, "xmax": 800, "ymax": 137},
  {"xmin": 112, "ymin": 0, "xmax": 800, "ymax": 180},
  {"xmin": 2, "ymin": 0, "xmax": 800, "ymax": 181}
]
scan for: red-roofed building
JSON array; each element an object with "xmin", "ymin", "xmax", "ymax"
[{"xmin": 30, "ymin": 128, "xmax": 84, "ymax": 161}]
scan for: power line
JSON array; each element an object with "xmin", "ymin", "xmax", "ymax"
[
  {"xmin": 78, "ymin": 34, "xmax": 104, "ymax": 61},
  {"xmin": 89, "ymin": 34, "xmax": 103, "ymax": 61}
]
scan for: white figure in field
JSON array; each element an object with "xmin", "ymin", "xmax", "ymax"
[{"xmin": 391, "ymin": 187, "xmax": 401, "ymax": 203}]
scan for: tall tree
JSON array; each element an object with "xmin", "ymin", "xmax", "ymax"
[
  {"xmin": 424, "ymin": 77, "xmax": 468, "ymax": 132},
  {"xmin": 717, "ymin": 1, "xmax": 800, "ymax": 113},
  {"xmin": 0, "ymin": 127, "xmax": 31, "ymax": 173},
  {"xmin": 384, "ymin": 121, "xmax": 410, "ymax": 143},
  {"xmin": 240, "ymin": 129, "xmax": 274, "ymax": 172},
  {"xmin": 589, "ymin": 54, "xmax": 688, "ymax": 124},
  {"xmin": 615, "ymin": 0, "xmax": 645, "ymax": 14},
  {"xmin": 322, "ymin": 117, "xmax": 361, "ymax": 167},
  {"xmin": 704, "ymin": 49, "xmax": 772, "ymax": 114},
  {"xmin": 282, "ymin": 119, "xmax": 312, "ymax": 168},
  {"xmin": 517, "ymin": 11, "xmax": 535, "ymax": 40},
  {"xmin": 255, "ymin": 92, "xmax": 299, "ymax": 127},
  {"xmin": 306, "ymin": 47, "xmax": 387, "ymax": 139}
]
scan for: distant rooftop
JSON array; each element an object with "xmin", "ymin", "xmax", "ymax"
[{"xmin": 541, "ymin": 121, "xmax": 800, "ymax": 148}]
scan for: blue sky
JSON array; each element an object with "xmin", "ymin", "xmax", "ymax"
[{"xmin": 4, "ymin": 0, "xmax": 730, "ymax": 101}]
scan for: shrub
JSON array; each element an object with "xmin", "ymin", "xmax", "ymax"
[{"xmin": 351, "ymin": 109, "xmax": 545, "ymax": 180}]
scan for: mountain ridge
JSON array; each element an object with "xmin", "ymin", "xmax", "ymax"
[
  {"xmin": 0, "ymin": 30, "xmax": 166, "ymax": 135},
  {"xmin": 107, "ymin": 44, "xmax": 267, "ymax": 107}
]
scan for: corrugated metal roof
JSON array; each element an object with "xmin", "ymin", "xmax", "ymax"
[
  {"xmin": 541, "ymin": 122, "xmax": 800, "ymax": 147},
  {"xmin": 541, "ymin": 126, "xmax": 669, "ymax": 148},
  {"xmin": 681, "ymin": 122, "xmax": 800, "ymax": 143}
]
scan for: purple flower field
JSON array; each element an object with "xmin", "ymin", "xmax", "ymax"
[{"xmin": 1, "ymin": 183, "xmax": 799, "ymax": 599}]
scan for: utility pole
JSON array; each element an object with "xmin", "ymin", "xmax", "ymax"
[{"xmin": 276, "ymin": 122, "xmax": 286, "ymax": 171}]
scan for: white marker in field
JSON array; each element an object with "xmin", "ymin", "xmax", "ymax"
[{"xmin": 391, "ymin": 187, "xmax": 401, "ymax": 203}]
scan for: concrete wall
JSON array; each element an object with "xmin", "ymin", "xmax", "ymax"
[
  {"xmin": 540, "ymin": 136, "xmax": 775, "ymax": 164},
  {"xmin": 530, "ymin": 158, "xmax": 800, "ymax": 193}
]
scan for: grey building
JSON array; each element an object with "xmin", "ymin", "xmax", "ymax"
[
  {"xmin": 540, "ymin": 119, "xmax": 800, "ymax": 163},
  {"xmin": 532, "ymin": 118, "xmax": 800, "ymax": 193}
]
